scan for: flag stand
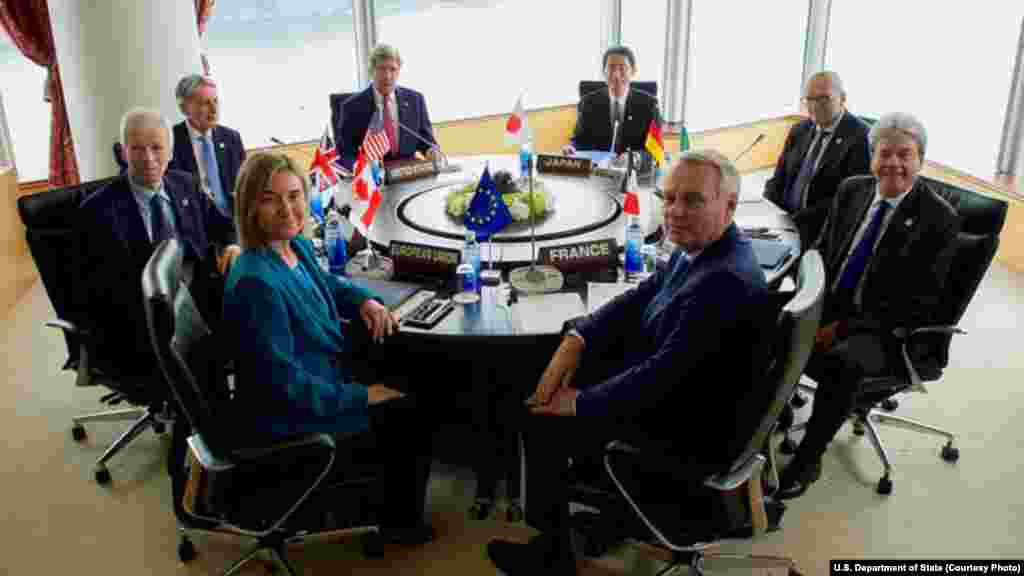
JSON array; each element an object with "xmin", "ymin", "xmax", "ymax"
[
  {"xmin": 345, "ymin": 226, "xmax": 394, "ymax": 280},
  {"xmin": 509, "ymin": 154, "xmax": 563, "ymax": 294}
]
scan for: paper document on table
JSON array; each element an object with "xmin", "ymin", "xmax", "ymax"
[
  {"xmin": 587, "ymin": 282, "xmax": 634, "ymax": 314},
  {"xmin": 512, "ymin": 292, "xmax": 585, "ymax": 335}
]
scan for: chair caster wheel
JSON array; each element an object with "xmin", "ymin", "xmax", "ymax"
[
  {"xmin": 941, "ymin": 443, "xmax": 960, "ymax": 462},
  {"xmin": 361, "ymin": 531, "xmax": 385, "ymax": 558},
  {"xmin": 779, "ymin": 437, "xmax": 798, "ymax": 455},
  {"xmin": 95, "ymin": 466, "xmax": 111, "ymax": 485},
  {"xmin": 178, "ymin": 537, "xmax": 196, "ymax": 562},
  {"xmin": 690, "ymin": 553, "xmax": 706, "ymax": 576},
  {"xmin": 72, "ymin": 425, "xmax": 86, "ymax": 442},
  {"xmin": 468, "ymin": 498, "xmax": 493, "ymax": 520},
  {"xmin": 506, "ymin": 503, "xmax": 523, "ymax": 523},
  {"xmin": 880, "ymin": 398, "xmax": 898, "ymax": 412},
  {"xmin": 153, "ymin": 421, "xmax": 166, "ymax": 435},
  {"xmin": 876, "ymin": 476, "xmax": 892, "ymax": 495},
  {"xmin": 852, "ymin": 421, "xmax": 866, "ymax": 436},
  {"xmin": 790, "ymin": 392, "xmax": 808, "ymax": 408}
]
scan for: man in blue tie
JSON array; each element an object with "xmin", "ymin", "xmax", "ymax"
[
  {"xmin": 764, "ymin": 71, "xmax": 871, "ymax": 246},
  {"xmin": 488, "ymin": 151, "xmax": 771, "ymax": 575},
  {"xmin": 777, "ymin": 112, "xmax": 960, "ymax": 499},
  {"xmin": 169, "ymin": 74, "xmax": 246, "ymax": 242}
]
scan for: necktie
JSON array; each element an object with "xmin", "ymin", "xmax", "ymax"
[
  {"xmin": 149, "ymin": 193, "xmax": 176, "ymax": 245},
  {"xmin": 199, "ymin": 136, "xmax": 229, "ymax": 217},
  {"xmin": 835, "ymin": 201, "xmax": 890, "ymax": 301},
  {"xmin": 382, "ymin": 97, "xmax": 397, "ymax": 156},
  {"xmin": 785, "ymin": 130, "xmax": 830, "ymax": 212},
  {"xmin": 642, "ymin": 253, "xmax": 690, "ymax": 325}
]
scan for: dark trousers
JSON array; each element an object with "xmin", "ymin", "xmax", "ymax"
[{"xmin": 798, "ymin": 331, "xmax": 894, "ymax": 461}]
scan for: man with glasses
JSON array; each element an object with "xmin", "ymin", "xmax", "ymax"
[
  {"xmin": 488, "ymin": 151, "xmax": 771, "ymax": 575},
  {"xmin": 562, "ymin": 45, "xmax": 661, "ymax": 158},
  {"xmin": 765, "ymin": 71, "xmax": 870, "ymax": 245}
]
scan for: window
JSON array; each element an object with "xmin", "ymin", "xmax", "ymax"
[
  {"xmin": 686, "ymin": 1, "xmax": 808, "ymax": 132},
  {"xmin": 0, "ymin": 34, "xmax": 50, "ymax": 182},
  {"xmin": 202, "ymin": 1, "xmax": 358, "ymax": 147},
  {"xmin": 828, "ymin": 1, "xmax": 1024, "ymax": 181},
  {"xmin": 621, "ymin": 0, "xmax": 668, "ymax": 95},
  {"xmin": 375, "ymin": 0, "xmax": 602, "ymax": 121}
]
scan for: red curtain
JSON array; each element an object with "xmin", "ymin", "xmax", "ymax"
[{"xmin": 0, "ymin": 0, "xmax": 79, "ymax": 187}]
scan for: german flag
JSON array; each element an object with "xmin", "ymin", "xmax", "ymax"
[{"xmin": 644, "ymin": 119, "xmax": 665, "ymax": 166}]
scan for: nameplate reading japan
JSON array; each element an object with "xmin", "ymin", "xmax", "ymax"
[
  {"xmin": 389, "ymin": 240, "xmax": 460, "ymax": 278},
  {"xmin": 384, "ymin": 160, "xmax": 439, "ymax": 184},
  {"xmin": 539, "ymin": 239, "xmax": 617, "ymax": 273},
  {"xmin": 536, "ymin": 154, "xmax": 592, "ymax": 177}
]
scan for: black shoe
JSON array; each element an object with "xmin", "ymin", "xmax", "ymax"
[
  {"xmin": 777, "ymin": 457, "xmax": 822, "ymax": 500},
  {"xmin": 381, "ymin": 522, "xmax": 435, "ymax": 546},
  {"xmin": 487, "ymin": 532, "xmax": 576, "ymax": 575}
]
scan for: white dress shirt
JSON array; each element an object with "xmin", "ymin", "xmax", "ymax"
[
  {"xmin": 608, "ymin": 89, "xmax": 627, "ymax": 126},
  {"xmin": 129, "ymin": 177, "xmax": 171, "ymax": 242}
]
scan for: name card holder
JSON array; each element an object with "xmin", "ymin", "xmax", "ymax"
[
  {"xmin": 389, "ymin": 240, "xmax": 461, "ymax": 281},
  {"xmin": 539, "ymin": 239, "xmax": 617, "ymax": 274},
  {"xmin": 536, "ymin": 154, "xmax": 592, "ymax": 177},
  {"xmin": 383, "ymin": 160, "xmax": 440, "ymax": 185}
]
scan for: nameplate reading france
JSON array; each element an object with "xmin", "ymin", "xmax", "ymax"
[
  {"xmin": 539, "ymin": 239, "xmax": 617, "ymax": 273},
  {"xmin": 536, "ymin": 154, "xmax": 592, "ymax": 177},
  {"xmin": 389, "ymin": 241, "xmax": 460, "ymax": 278}
]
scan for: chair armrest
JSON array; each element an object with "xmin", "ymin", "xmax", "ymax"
[
  {"xmin": 45, "ymin": 318, "xmax": 89, "ymax": 336},
  {"xmin": 186, "ymin": 432, "xmax": 336, "ymax": 473},
  {"xmin": 892, "ymin": 324, "xmax": 966, "ymax": 393}
]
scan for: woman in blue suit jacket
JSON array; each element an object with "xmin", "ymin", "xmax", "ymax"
[{"xmin": 223, "ymin": 152, "xmax": 433, "ymax": 544}]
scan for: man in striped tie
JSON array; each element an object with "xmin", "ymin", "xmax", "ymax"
[
  {"xmin": 337, "ymin": 43, "xmax": 441, "ymax": 170},
  {"xmin": 777, "ymin": 112, "xmax": 960, "ymax": 499}
]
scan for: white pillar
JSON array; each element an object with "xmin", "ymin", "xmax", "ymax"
[
  {"xmin": 599, "ymin": 0, "xmax": 622, "ymax": 51},
  {"xmin": 48, "ymin": 2, "xmax": 203, "ymax": 182},
  {"xmin": 353, "ymin": 0, "xmax": 377, "ymax": 89},
  {"xmin": 997, "ymin": 17, "xmax": 1024, "ymax": 177},
  {"xmin": 801, "ymin": 0, "xmax": 832, "ymax": 90},
  {"xmin": 661, "ymin": 0, "xmax": 692, "ymax": 125}
]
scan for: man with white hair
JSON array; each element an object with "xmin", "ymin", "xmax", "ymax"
[
  {"xmin": 777, "ymin": 112, "xmax": 959, "ymax": 499},
  {"xmin": 765, "ymin": 71, "xmax": 871, "ymax": 245},
  {"xmin": 488, "ymin": 150, "xmax": 772, "ymax": 575},
  {"xmin": 168, "ymin": 73, "xmax": 246, "ymax": 238},
  {"xmin": 79, "ymin": 107, "xmax": 238, "ymax": 380}
]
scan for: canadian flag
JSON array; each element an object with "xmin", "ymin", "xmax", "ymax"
[
  {"xmin": 504, "ymin": 94, "xmax": 532, "ymax": 146},
  {"xmin": 349, "ymin": 148, "xmax": 382, "ymax": 236}
]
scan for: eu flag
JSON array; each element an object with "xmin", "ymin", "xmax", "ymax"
[{"xmin": 464, "ymin": 166, "xmax": 512, "ymax": 241}]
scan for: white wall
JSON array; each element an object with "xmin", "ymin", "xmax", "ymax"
[{"xmin": 48, "ymin": 1, "xmax": 203, "ymax": 181}]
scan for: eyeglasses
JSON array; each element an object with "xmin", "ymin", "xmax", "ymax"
[
  {"xmin": 666, "ymin": 192, "xmax": 711, "ymax": 211},
  {"xmin": 802, "ymin": 94, "xmax": 836, "ymax": 106}
]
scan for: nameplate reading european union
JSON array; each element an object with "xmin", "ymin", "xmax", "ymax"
[
  {"xmin": 389, "ymin": 240, "xmax": 460, "ymax": 279},
  {"xmin": 539, "ymin": 239, "xmax": 617, "ymax": 273},
  {"xmin": 384, "ymin": 160, "xmax": 439, "ymax": 184},
  {"xmin": 536, "ymin": 155, "xmax": 592, "ymax": 177}
]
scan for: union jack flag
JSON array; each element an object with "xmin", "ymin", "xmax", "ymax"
[{"xmin": 361, "ymin": 110, "xmax": 392, "ymax": 162}]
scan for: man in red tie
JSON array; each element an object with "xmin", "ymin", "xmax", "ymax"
[{"xmin": 336, "ymin": 43, "xmax": 442, "ymax": 170}]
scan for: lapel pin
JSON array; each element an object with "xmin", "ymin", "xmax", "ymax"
[
  {"xmin": 905, "ymin": 218, "xmax": 914, "ymax": 227},
  {"xmin": 627, "ymin": 115, "xmax": 633, "ymax": 121},
  {"xmin": 835, "ymin": 137, "xmax": 842, "ymax": 144},
  {"xmin": 183, "ymin": 198, "xmax": 190, "ymax": 207},
  {"xmin": 218, "ymin": 142, "xmax": 225, "ymax": 149}
]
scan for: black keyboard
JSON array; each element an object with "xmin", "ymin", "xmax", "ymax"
[{"xmin": 402, "ymin": 296, "xmax": 454, "ymax": 329}]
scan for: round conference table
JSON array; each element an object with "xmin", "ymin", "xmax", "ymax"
[{"xmin": 345, "ymin": 156, "xmax": 801, "ymax": 511}]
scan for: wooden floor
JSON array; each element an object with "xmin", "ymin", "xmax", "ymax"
[{"xmin": 2, "ymin": 261, "xmax": 1023, "ymax": 575}]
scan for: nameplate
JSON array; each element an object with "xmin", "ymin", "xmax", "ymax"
[
  {"xmin": 536, "ymin": 154, "xmax": 592, "ymax": 177},
  {"xmin": 383, "ymin": 160, "xmax": 439, "ymax": 184},
  {"xmin": 389, "ymin": 240, "xmax": 460, "ymax": 279},
  {"xmin": 539, "ymin": 239, "xmax": 617, "ymax": 273}
]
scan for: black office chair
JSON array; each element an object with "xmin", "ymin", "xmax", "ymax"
[
  {"xmin": 567, "ymin": 251, "xmax": 824, "ymax": 575},
  {"xmin": 112, "ymin": 142, "xmax": 127, "ymax": 174},
  {"xmin": 596, "ymin": 250, "xmax": 824, "ymax": 575},
  {"xmin": 18, "ymin": 178, "xmax": 172, "ymax": 485},
  {"xmin": 783, "ymin": 182, "xmax": 1008, "ymax": 495},
  {"xmin": 329, "ymin": 91, "xmax": 356, "ymax": 148},
  {"xmin": 142, "ymin": 239, "xmax": 382, "ymax": 574},
  {"xmin": 578, "ymin": 80, "xmax": 658, "ymax": 99}
]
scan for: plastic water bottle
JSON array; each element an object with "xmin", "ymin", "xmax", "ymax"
[
  {"xmin": 624, "ymin": 215, "xmax": 644, "ymax": 282},
  {"xmin": 519, "ymin": 144, "xmax": 531, "ymax": 180},
  {"xmin": 462, "ymin": 230, "xmax": 481, "ymax": 293},
  {"xmin": 325, "ymin": 207, "xmax": 347, "ymax": 275}
]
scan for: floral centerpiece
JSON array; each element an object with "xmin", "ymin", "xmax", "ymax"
[{"xmin": 446, "ymin": 169, "xmax": 552, "ymax": 222}]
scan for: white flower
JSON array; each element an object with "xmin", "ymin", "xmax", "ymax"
[{"xmin": 509, "ymin": 199, "xmax": 530, "ymax": 221}]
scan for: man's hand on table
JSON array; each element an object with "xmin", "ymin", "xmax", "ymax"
[
  {"xmin": 530, "ymin": 386, "xmax": 579, "ymax": 417},
  {"xmin": 530, "ymin": 333, "xmax": 584, "ymax": 407}
]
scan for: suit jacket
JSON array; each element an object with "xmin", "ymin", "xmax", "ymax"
[
  {"xmin": 168, "ymin": 121, "xmax": 245, "ymax": 241},
  {"xmin": 764, "ymin": 113, "xmax": 871, "ymax": 245},
  {"xmin": 336, "ymin": 86, "xmax": 437, "ymax": 170},
  {"xmin": 571, "ymin": 224, "xmax": 772, "ymax": 474},
  {"xmin": 817, "ymin": 175, "xmax": 959, "ymax": 336},
  {"xmin": 223, "ymin": 236, "xmax": 380, "ymax": 442},
  {"xmin": 570, "ymin": 87, "xmax": 661, "ymax": 154},
  {"xmin": 78, "ymin": 170, "xmax": 233, "ymax": 378}
]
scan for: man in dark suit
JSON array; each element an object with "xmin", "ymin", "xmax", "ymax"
[
  {"xmin": 563, "ymin": 45, "xmax": 661, "ymax": 157},
  {"xmin": 777, "ymin": 112, "xmax": 959, "ymax": 498},
  {"xmin": 168, "ymin": 74, "xmax": 245, "ymax": 241},
  {"xmin": 79, "ymin": 107, "xmax": 238, "ymax": 380},
  {"xmin": 764, "ymin": 71, "xmax": 871, "ymax": 245},
  {"xmin": 487, "ymin": 151, "xmax": 772, "ymax": 575},
  {"xmin": 336, "ymin": 43, "xmax": 440, "ymax": 171}
]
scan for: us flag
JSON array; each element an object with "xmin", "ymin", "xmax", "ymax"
[{"xmin": 362, "ymin": 111, "xmax": 391, "ymax": 162}]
